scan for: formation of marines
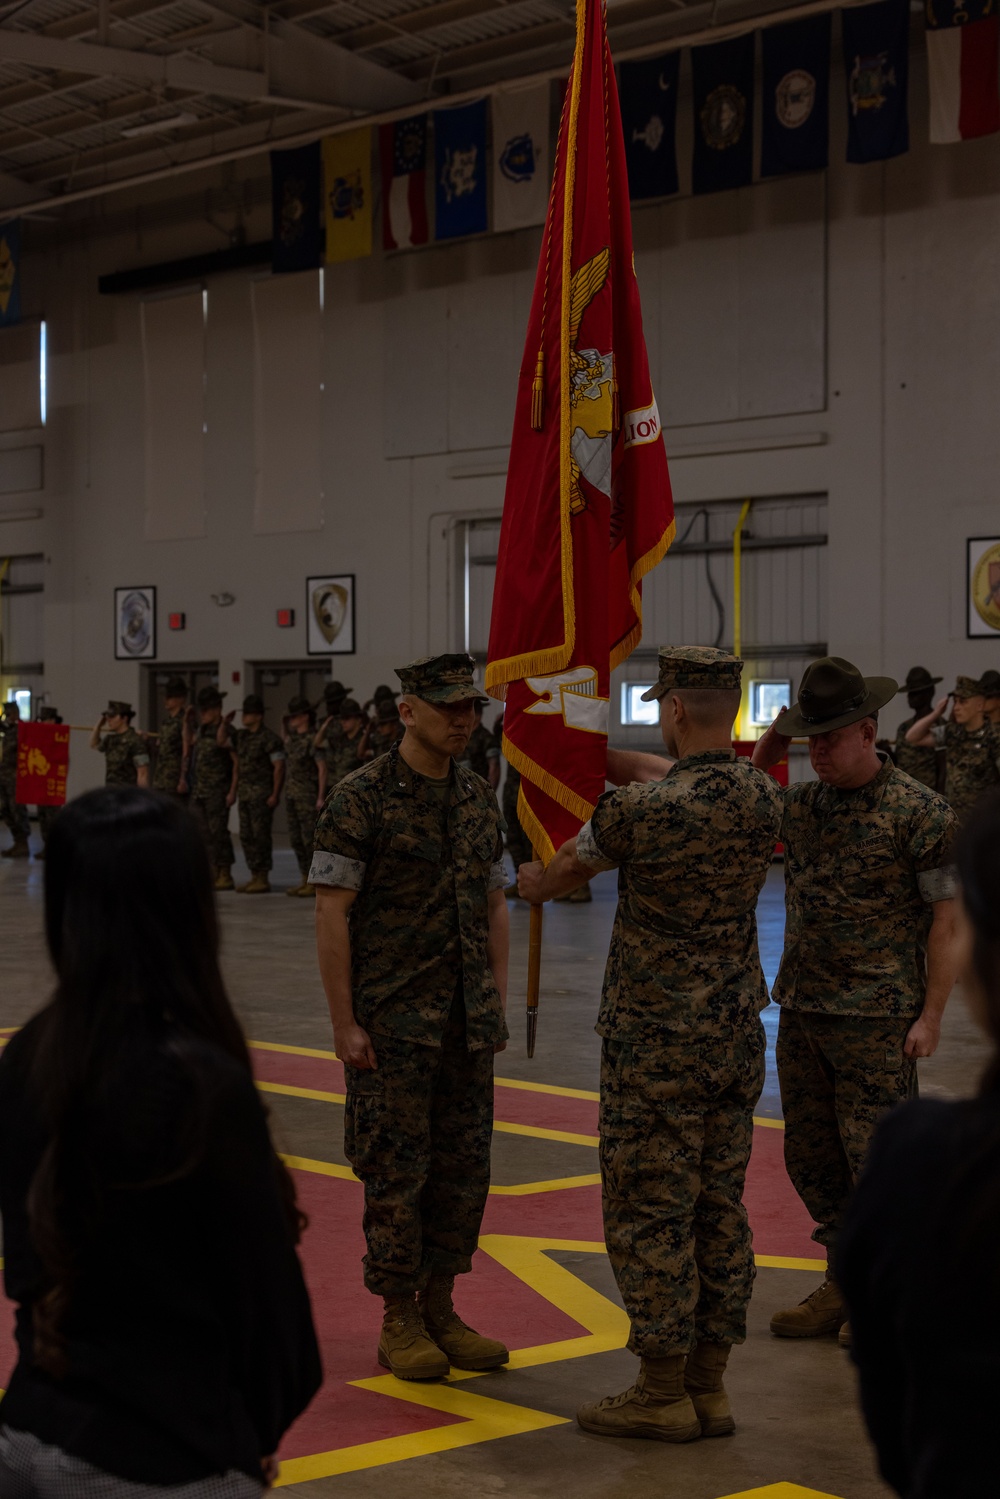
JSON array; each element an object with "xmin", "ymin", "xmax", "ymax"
[{"xmin": 0, "ymin": 644, "xmax": 990, "ymax": 1451}]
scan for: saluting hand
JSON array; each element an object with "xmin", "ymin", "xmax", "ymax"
[
  {"xmin": 751, "ymin": 723, "xmax": 791, "ymax": 772},
  {"xmin": 335, "ymin": 1023, "xmax": 378, "ymax": 1070}
]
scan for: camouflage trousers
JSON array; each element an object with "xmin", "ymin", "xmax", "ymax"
[
  {"xmin": 502, "ymin": 774, "xmax": 530, "ymax": 871},
  {"xmin": 600, "ymin": 1020, "xmax": 765, "ymax": 1356},
  {"xmin": 286, "ymin": 789, "xmax": 318, "ymax": 880},
  {"xmin": 344, "ymin": 997, "xmax": 494, "ymax": 1296},
  {"xmin": 37, "ymin": 804, "xmax": 60, "ymax": 845},
  {"xmin": 0, "ymin": 775, "xmax": 29, "ymax": 842},
  {"xmin": 237, "ymin": 793, "xmax": 275, "ymax": 874},
  {"xmin": 776, "ymin": 1007, "xmax": 917, "ymax": 1258},
  {"xmin": 192, "ymin": 791, "xmax": 234, "ymax": 869}
]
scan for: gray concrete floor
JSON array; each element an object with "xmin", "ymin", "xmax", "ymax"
[{"xmin": 0, "ymin": 827, "xmax": 989, "ymax": 1499}]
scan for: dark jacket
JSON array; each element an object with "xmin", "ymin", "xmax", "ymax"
[
  {"xmin": 0, "ymin": 1019, "xmax": 322, "ymax": 1485},
  {"xmin": 838, "ymin": 1095, "xmax": 1000, "ymax": 1499}
]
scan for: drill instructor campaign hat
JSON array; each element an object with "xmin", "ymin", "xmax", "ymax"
[
  {"xmin": 897, "ymin": 666, "xmax": 942, "ymax": 694},
  {"xmin": 241, "ymin": 694, "xmax": 265, "ymax": 715},
  {"xmin": 324, "ymin": 679, "xmax": 353, "ymax": 702},
  {"xmin": 395, "ymin": 653, "xmax": 489, "ymax": 706},
  {"xmin": 106, "ymin": 700, "xmax": 135, "ymax": 718},
  {"xmin": 640, "ymin": 646, "xmax": 743, "ymax": 700},
  {"xmin": 979, "ymin": 669, "xmax": 1000, "ymax": 700},
  {"xmin": 287, "ymin": 695, "xmax": 314, "ymax": 716},
  {"xmin": 165, "ymin": 675, "xmax": 189, "ymax": 699},
  {"xmin": 196, "ymin": 686, "xmax": 225, "ymax": 709},
  {"xmin": 775, "ymin": 657, "xmax": 898, "ymax": 737},
  {"xmin": 372, "ymin": 684, "xmax": 398, "ymax": 703},
  {"xmin": 38, "ymin": 706, "xmax": 61, "ymax": 722},
  {"xmin": 953, "ymin": 675, "xmax": 986, "ymax": 700},
  {"xmin": 338, "ymin": 697, "xmax": 364, "ymax": 720}
]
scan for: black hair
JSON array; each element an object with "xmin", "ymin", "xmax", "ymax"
[{"xmin": 25, "ymin": 787, "xmax": 302, "ymax": 1374}]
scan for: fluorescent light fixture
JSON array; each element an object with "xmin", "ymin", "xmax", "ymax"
[
  {"xmin": 39, "ymin": 320, "xmax": 46, "ymax": 426},
  {"xmin": 621, "ymin": 683, "xmax": 660, "ymax": 726},
  {"xmin": 121, "ymin": 112, "xmax": 198, "ymax": 139}
]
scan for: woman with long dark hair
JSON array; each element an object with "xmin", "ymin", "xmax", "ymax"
[
  {"xmin": 838, "ymin": 789, "xmax": 1000, "ymax": 1498},
  {"xmin": 0, "ymin": 787, "xmax": 321, "ymax": 1496}
]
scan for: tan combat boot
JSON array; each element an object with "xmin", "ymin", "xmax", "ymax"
[
  {"xmin": 377, "ymin": 1296, "xmax": 450, "ymax": 1380},
  {"xmin": 684, "ymin": 1341, "xmax": 735, "ymax": 1437},
  {"xmin": 419, "ymin": 1275, "xmax": 509, "ymax": 1371},
  {"xmin": 2, "ymin": 840, "xmax": 29, "ymax": 859},
  {"xmin": 576, "ymin": 1355, "xmax": 701, "ymax": 1442},
  {"xmin": 838, "ymin": 1320, "xmax": 852, "ymax": 1350},
  {"xmin": 238, "ymin": 873, "xmax": 271, "ymax": 894},
  {"xmin": 297, "ymin": 882, "xmax": 316, "ymax": 898},
  {"xmin": 770, "ymin": 1277, "xmax": 846, "ymax": 1338},
  {"xmin": 214, "ymin": 867, "xmax": 235, "ymax": 892},
  {"xmin": 285, "ymin": 882, "xmax": 304, "ymax": 897}
]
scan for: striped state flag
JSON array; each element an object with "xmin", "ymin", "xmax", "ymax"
[
  {"xmin": 927, "ymin": 12, "xmax": 1000, "ymax": 143},
  {"xmin": 379, "ymin": 115, "xmax": 429, "ymax": 250}
]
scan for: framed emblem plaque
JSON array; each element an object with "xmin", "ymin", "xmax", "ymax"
[
  {"xmin": 968, "ymin": 537, "xmax": 1000, "ymax": 638},
  {"xmin": 307, "ymin": 574, "xmax": 355, "ymax": 655},
  {"xmin": 114, "ymin": 586, "xmax": 156, "ymax": 659}
]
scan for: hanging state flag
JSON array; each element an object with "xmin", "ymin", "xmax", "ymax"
[
  {"xmin": 761, "ymin": 15, "xmax": 832, "ymax": 177},
  {"xmin": 843, "ymin": 0, "xmax": 910, "ymax": 163},
  {"xmin": 926, "ymin": 0, "xmax": 1000, "ymax": 144},
  {"xmin": 691, "ymin": 34, "xmax": 755, "ymax": 195},
  {"xmin": 620, "ymin": 53, "xmax": 680, "ymax": 200},
  {"xmin": 323, "ymin": 129, "xmax": 372, "ymax": 264},
  {"xmin": 492, "ymin": 83, "xmax": 551, "ymax": 232},
  {"xmin": 434, "ymin": 99, "xmax": 489, "ymax": 241},
  {"xmin": 486, "ymin": 0, "xmax": 675, "ymax": 864},
  {"xmin": 0, "ymin": 218, "xmax": 21, "ymax": 327},
  {"xmin": 271, "ymin": 143, "xmax": 322, "ymax": 274},
  {"xmin": 380, "ymin": 115, "xmax": 429, "ymax": 251},
  {"xmin": 16, "ymin": 722, "xmax": 70, "ymax": 807}
]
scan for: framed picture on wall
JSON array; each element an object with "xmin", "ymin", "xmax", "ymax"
[
  {"xmin": 968, "ymin": 537, "xmax": 1000, "ymax": 637},
  {"xmin": 306, "ymin": 574, "xmax": 355, "ymax": 655},
  {"xmin": 114, "ymin": 586, "xmax": 156, "ymax": 660}
]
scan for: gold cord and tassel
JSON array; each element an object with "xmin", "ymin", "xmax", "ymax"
[{"xmin": 530, "ymin": 346, "xmax": 545, "ymax": 431}]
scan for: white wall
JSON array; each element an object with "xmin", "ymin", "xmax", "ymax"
[{"xmin": 4, "ymin": 41, "xmax": 999, "ymax": 798}]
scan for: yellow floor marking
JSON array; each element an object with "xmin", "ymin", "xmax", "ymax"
[
  {"xmin": 493, "ymin": 1119, "xmax": 598, "ymax": 1147},
  {"xmin": 477, "ymin": 1235, "xmax": 629, "ymax": 1367},
  {"xmin": 276, "ymin": 1378, "xmax": 567, "ymax": 1485},
  {"xmin": 755, "ymin": 1255, "xmax": 826, "ymax": 1272},
  {"xmin": 489, "ymin": 1173, "xmax": 602, "ymax": 1195},
  {"xmin": 258, "ymin": 1080, "xmax": 346, "ymax": 1105},
  {"xmin": 495, "ymin": 1075, "xmax": 599, "ymax": 1101},
  {"xmin": 249, "ymin": 1039, "xmax": 341, "ymax": 1061},
  {"xmin": 718, "ymin": 1486, "xmax": 844, "ymax": 1499},
  {"xmin": 754, "ymin": 1116, "xmax": 785, "ymax": 1130},
  {"xmin": 280, "ymin": 1153, "xmax": 357, "ymax": 1182}
]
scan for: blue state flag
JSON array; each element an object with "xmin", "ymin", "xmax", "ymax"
[
  {"xmin": 691, "ymin": 34, "xmax": 755, "ymax": 195},
  {"xmin": 620, "ymin": 53, "xmax": 680, "ymax": 201},
  {"xmin": 434, "ymin": 99, "xmax": 488, "ymax": 241},
  {"xmin": 270, "ymin": 142, "xmax": 322, "ymax": 273},
  {"xmin": 0, "ymin": 219, "xmax": 21, "ymax": 327},
  {"xmin": 761, "ymin": 15, "xmax": 831, "ymax": 177},
  {"xmin": 842, "ymin": 0, "xmax": 909, "ymax": 163}
]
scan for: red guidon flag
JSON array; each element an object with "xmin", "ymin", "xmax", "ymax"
[
  {"xmin": 16, "ymin": 722, "xmax": 70, "ymax": 807},
  {"xmin": 485, "ymin": 0, "xmax": 675, "ymax": 862}
]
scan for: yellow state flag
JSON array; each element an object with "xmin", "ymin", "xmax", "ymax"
[{"xmin": 323, "ymin": 129, "xmax": 372, "ymax": 264}]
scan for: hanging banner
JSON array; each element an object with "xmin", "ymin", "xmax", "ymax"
[
  {"xmin": 691, "ymin": 33, "xmax": 755, "ymax": 195},
  {"xmin": 270, "ymin": 143, "xmax": 322, "ymax": 274},
  {"xmin": 761, "ymin": 14, "xmax": 832, "ymax": 177},
  {"xmin": 620, "ymin": 53, "xmax": 680, "ymax": 201},
  {"xmin": 492, "ymin": 83, "xmax": 551, "ymax": 232},
  {"xmin": 434, "ymin": 99, "xmax": 489, "ymax": 241},
  {"xmin": 16, "ymin": 722, "xmax": 70, "ymax": 807},
  {"xmin": 0, "ymin": 218, "xmax": 20, "ymax": 327},
  {"xmin": 926, "ymin": 0, "xmax": 1000, "ymax": 144},
  {"xmin": 380, "ymin": 115, "xmax": 429, "ymax": 251},
  {"xmin": 323, "ymin": 129, "xmax": 372, "ymax": 264},
  {"xmin": 843, "ymin": 0, "xmax": 910, "ymax": 163}
]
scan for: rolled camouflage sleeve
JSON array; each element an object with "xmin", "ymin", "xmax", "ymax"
[
  {"xmin": 577, "ymin": 787, "xmax": 636, "ymax": 871},
  {"xmin": 308, "ymin": 780, "xmax": 376, "ymax": 890},
  {"xmin": 907, "ymin": 796, "xmax": 959, "ymax": 904},
  {"xmin": 488, "ymin": 816, "xmax": 507, "ymax": 890},
  {"xmin": 132, "ymin": 746, "xmax": 151, "ymax": 768}
]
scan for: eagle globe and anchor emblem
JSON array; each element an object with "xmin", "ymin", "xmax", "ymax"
[{"xmin": 972, "ymin": 542, "xmax": 1000, "ymax": 633}]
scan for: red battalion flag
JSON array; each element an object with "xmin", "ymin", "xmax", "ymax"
[
  {"xmin": 485, "ymin": 0, "xmax": 675, "ymax": 863},
  {"xmin": 16, "ymin": 722, "xmax": 70, "ymax": 807}
]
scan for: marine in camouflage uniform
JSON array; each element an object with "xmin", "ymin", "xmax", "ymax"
[
  {"xmin": 932, "ymin": 678, "xmax": 1000, "ymax": 825},
  {"xmin": 520, "ymin": 647, "xmax": 782, "ymax": 1442},
  {"xmin": 981, "ymin": 668, "xmax": 1000, "ymax": 726},
  {"xmin": 152, "ymin": 675, "xmax": 190, "ymax": 796},
  {"xmin": 891, "ymin": 666, "xmax": 941, "ymax": 791},
  {"xmin": 759, "ymin": 657, "xmax": 958, "ymax": 1342},
  {"xmin": 34, "ymin": 706, "xmax": 63, "ymax": 857},
  {"xmin": 284, "ymin": 695, "xmax": 323, "ymax": 896},
  {"xmin": 311, "ymin": 653, "xmax": 509, "ymax": 1381},
  {"xmin": 458, "ymin": 711, "xmax": 500, "ymax": 787},
  {"xmin": 190, "ymin": 686, "xmax": 236, "ymax": 889},
  {"xmin": 501, "ymin": 760, "xmax": 531, "ymax": 890},
  {"xmin": 0, "ymin": 702, "xmax": 30, "ymax": 856},
  {"xmin": 366, "ymin": 698, "xmax": 403, "ymax": 759},
  {"xmin": 92, "ymin": 701, "xmax": 151, "ymax": 788},
  {"xmin": 225, "ymin": 694, "xmax": 285, "ymax": 890},
  {"xmin": 320, "ymin": 698, "xmax": 367, "ymax": 788}
]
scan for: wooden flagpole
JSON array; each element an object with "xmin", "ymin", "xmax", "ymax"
[{"xmin": 526, "ymin": 844, "xmax": 543, "ymax": 1058}]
